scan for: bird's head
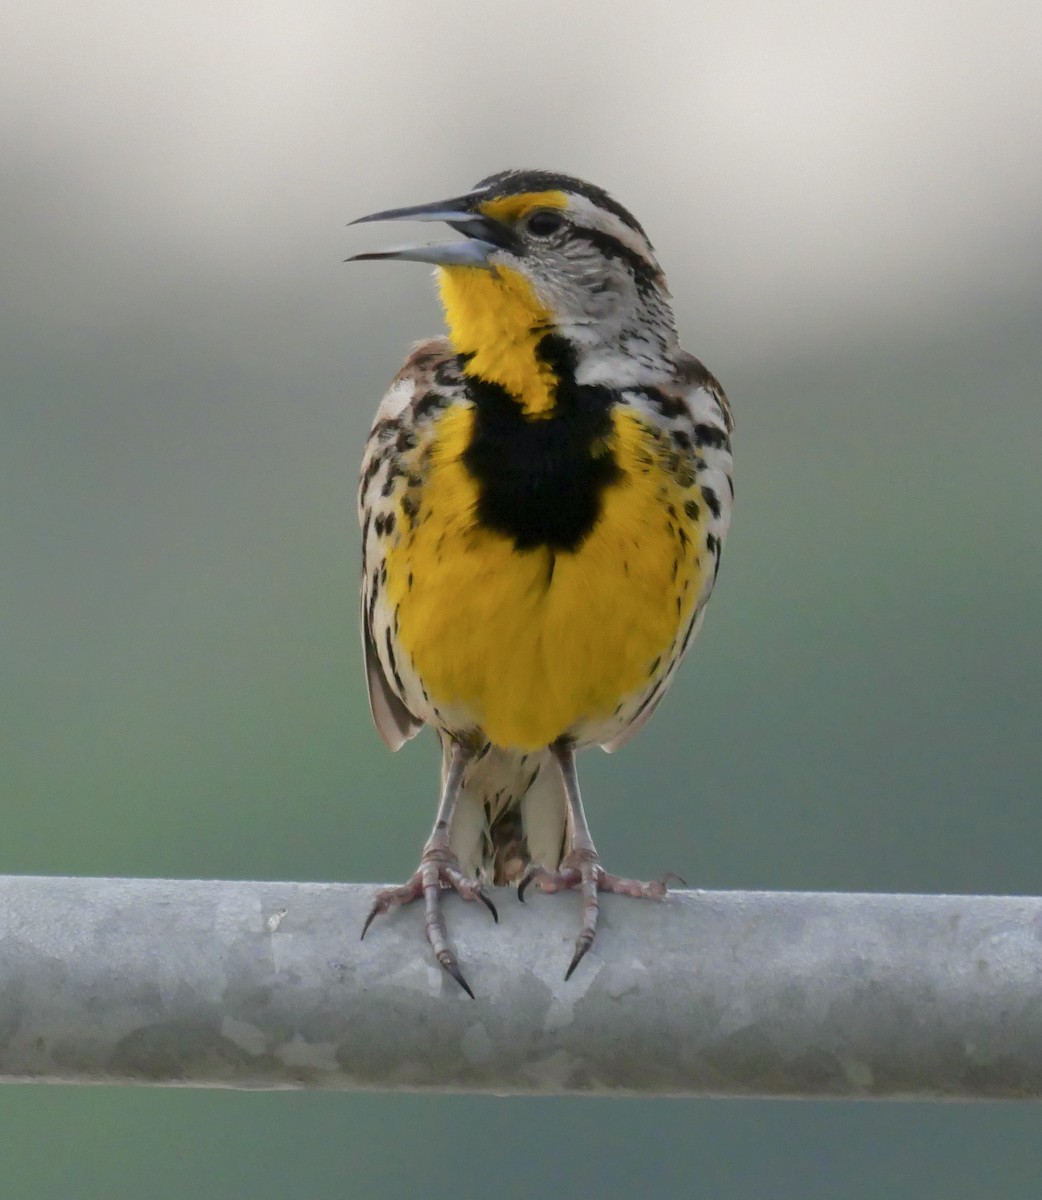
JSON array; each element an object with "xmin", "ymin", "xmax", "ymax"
[{"xmin": 350, "ymin": 170, "xmax": 679, "ymax": 390}]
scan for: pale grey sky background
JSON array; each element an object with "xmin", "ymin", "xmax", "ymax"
[
  {"xmin": 4, "ymin": 0, "xmax": 1042, "ymax": 356},
  {"xmin": 3, "ymin": 2, "xmax": 1042, "ymax": 1198}
]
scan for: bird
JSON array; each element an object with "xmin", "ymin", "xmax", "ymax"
[{"xmin": 349, "ymin": 169, "xmax": 733, "ymax": 995}]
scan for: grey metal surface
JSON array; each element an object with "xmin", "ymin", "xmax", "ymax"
[{"xmin": 1, "ymin": 875, "xmax": 1040, "ymax": 1097}]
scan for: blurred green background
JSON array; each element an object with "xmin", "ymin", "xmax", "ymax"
[{"xmin": 3, "ymin": 0, "xmax": 1041, "ymax": 1196}]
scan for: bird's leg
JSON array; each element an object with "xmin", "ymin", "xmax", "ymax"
[
  {"xmin": 519, "ymin": 740, "xmax": 674, "ymax": 980},
  {"xmin": 361, "ymin": 739, "xmax": 497, "ymax": 997}
]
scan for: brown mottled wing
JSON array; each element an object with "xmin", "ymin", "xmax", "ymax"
[
  {"xmin": 358, "ymin": 338, "xmax": 461, "ymax": 751},
  {"xmin": 675, "ymin": 350, "xmax": 734, "ymax": 433},
  {"xmin": 361, "ymin": 613, "xmax": 422, "ymax": 751}
]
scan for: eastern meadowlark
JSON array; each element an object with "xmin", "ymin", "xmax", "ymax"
[{"xmin": 349, "ymin": 170, "xmax": 733, "ymax": 995}]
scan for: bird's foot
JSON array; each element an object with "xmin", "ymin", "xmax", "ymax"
[
  {"xmin": 519, "ymin": 849, "xmax": 679, "ymax": 980},
  {"xmin": 361, "ymin": 841, "xmax": 498, "ymax": 998}
]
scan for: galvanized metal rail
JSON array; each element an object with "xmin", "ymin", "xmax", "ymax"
[{"xmin": 1, "ymin": 875, "xmax": 1040, "ymax": 1098}]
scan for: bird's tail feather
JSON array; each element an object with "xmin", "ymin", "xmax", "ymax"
[{"xmin": 442, "ymin": 740, "xmax": 568, "ymax": 884}]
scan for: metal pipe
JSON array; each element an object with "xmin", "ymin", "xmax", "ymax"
[{"xmin": 1, "ymin": 875, "xmax": 1040, "ymax": 1098}]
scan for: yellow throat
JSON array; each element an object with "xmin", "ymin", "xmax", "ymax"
[{"xmin": 436, "ymin": 188, "xmax": 570, "ymax": 417}]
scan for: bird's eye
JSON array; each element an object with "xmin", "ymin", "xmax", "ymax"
[{"xmin": 523, "ymin": 209, "xmax": 565, "ymax": 238}]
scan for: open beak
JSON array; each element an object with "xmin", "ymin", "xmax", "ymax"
[{"xmin": 346, "ymin": 191, "xmax": 515, "ymax": 269}]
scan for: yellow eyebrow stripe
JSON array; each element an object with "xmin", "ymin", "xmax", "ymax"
[{"xmin": 477, "ymin": 190, "xmax": 569, "ymax": 223}]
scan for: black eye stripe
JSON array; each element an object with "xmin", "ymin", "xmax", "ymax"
[{"xmin": 568, "ymin": 228, "xmax": 660, "ymax": 290}]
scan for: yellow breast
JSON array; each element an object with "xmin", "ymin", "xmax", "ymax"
[{"xmin": 385, "ymin": 405, "xmax": 704, "ymax": 750}]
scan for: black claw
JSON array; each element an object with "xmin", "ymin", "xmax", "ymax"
[
  {"xmin": 440, "ymin": 956, "xmax": 475, "ymax": 998},
  {"xmin": 360, "ymin": 908, "xmax": 381, "ymax": 941},
  {"xmin": 564, "ymin": 934, "xmax": 594, "ymax": 981},
  {"xmin": 517, "ymin": 870, "xmax": 537, "ymax": 903},
  {"xmin": 478, "ymin": 891, "xmax": 499, "ymax": 923},
  {"xmin": 661, "ymin": 871, "xmax": 687, "ymax": 889}
]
